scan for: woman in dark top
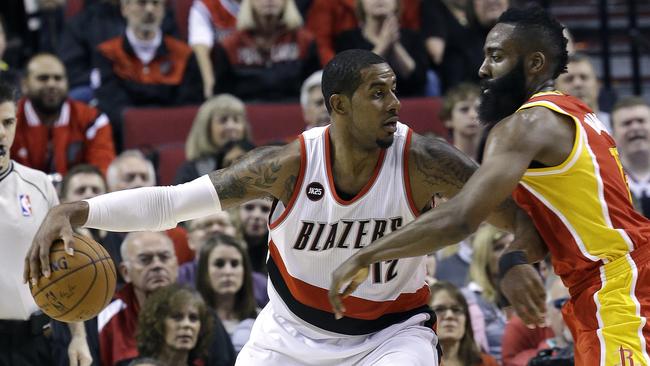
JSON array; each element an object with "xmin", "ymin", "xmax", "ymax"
[
  {"xmin": 212, "ymin": 0, "xmax": 320, "ymax": 101},
  {"xmin": 174, "ymin": 94, "xmax": 251, "ymax": 184},
  {"xmin": 334, "ymin": 0, "xmax": 428, "ymax": 96}
]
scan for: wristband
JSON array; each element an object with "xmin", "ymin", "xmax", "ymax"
[{"xmin": 498, "ymin": 250, "xmax": 528, "ymax": 279}]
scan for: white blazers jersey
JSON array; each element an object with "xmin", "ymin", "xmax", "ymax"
[{"xmin": 267, "ymin": 123, "xmax": 431, "ymax": 335}]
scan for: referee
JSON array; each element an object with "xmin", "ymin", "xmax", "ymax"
[{"xmin": 0, "ymin": 81, "xmax": 91, "ymax": 366}]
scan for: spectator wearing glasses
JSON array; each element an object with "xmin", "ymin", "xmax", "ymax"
[
  {"xmin": 196, "ymin": 234, "xmax": 259, "ymax": 353},
  {"xmin": 99, "ymin": 231, "xmax": 179, "ymax": 366},
  {"xmin": 429, "ymin": 281, "xmax": 498, "ymax": 366}
]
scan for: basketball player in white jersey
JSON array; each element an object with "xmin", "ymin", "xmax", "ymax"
[{"xmin": 25, "ymin": 49, "xmax": 539, "ymax": 365}]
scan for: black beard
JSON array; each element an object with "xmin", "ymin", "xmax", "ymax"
[
  {"xmin": 478, "ymin": 60, "xmax": 529, "ymax": 128},
  {"xmin": 30, "ymin": 96, "xmax": 65, "ymax": 116}
]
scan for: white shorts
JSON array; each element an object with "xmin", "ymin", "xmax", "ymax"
[{"xmin": 236, "ymin": 302, "xmax": 439, "ymax": 366}]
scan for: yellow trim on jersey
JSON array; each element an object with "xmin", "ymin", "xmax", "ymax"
[{"xmin": 516, "ymin": 100, "xmax": 581, "ymax": 175}]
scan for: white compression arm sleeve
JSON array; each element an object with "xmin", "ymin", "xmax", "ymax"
[{"xmin": 84, "ymin": 175, "xmax": 221, "ymax": 232}]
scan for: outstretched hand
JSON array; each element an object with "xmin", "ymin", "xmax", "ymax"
[
  {"xmin": 500, "ymin": 264, "xmax": 547, "ymax": 328},
  {"xmin": 328, "ymin": 258, "xmax": 370, "ymax": 319},
  {"xmin": 23, "ymin": 204, "xmax": 77, "ymax": 285}
]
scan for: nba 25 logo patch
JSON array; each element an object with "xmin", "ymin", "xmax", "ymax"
[
  {"xmin": 306, "ymin": 182, "xmax": 324, "ymax": 201},
  {"xmin": 19, "ymin": 194, "xmax": 32, "ymax": 217}
]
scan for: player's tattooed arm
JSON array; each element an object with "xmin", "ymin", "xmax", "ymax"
[
  {"xmin": 208, "ymin": 140, "xmax": 301, "ymax": 208},
  {"xmin": 408, "ymin": 133, "xmax": 478, "ymax": 209}
]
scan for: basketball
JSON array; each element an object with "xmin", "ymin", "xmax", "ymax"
[{"xmin": 29, "ymin": 233, "xmax": 117, "ymax": 322}]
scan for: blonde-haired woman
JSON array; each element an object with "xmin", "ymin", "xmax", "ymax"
[
  {"xmin": 175, "ymin": 94, "xmax": 252, "ymax": 184},
  {"xmin": 213, "ymin": 0, "xmax": 320, "ymax": 100},
  {"xmin": 463, "ymin": 223, "xmax": 511, "ymax": 363}
]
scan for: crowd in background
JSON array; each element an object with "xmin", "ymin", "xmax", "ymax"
[{"xmin": 1, "ymin": 0, "xmax": 650, "ymax": 365}]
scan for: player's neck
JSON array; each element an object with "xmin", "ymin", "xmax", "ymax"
[{"xmin": 529, "ymin": 79, "xmax": 556, "ymax": 98}]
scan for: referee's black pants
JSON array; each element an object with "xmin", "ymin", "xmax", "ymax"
[{"xmin": 0, "ymin": 313, "xmax": 53, "ymax": 366}]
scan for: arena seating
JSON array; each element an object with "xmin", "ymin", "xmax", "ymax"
[{"xmin": 123, "ymin": 97, "xmax": 446, "ymax": 185}]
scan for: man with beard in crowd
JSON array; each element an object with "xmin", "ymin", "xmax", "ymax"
[
  {"xmin": 11, "ymin": 53, "xmax": 116, "ymax": 177},
  {"xmin": 331, "ymin": 7, "xmax": 650, "ymax": 366}
]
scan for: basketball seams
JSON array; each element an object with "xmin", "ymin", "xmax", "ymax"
[
  {"xmin": 31, "ymin": 234, "xmax": 117, "ymax": 321},
  {"xmin": 74, "ymin": 234, "xmax": 117, "ymax": 315}
]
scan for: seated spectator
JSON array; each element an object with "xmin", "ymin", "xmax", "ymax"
[
  {"xmin": 196, "ymin": 234, "xmax": 259, "ymax": 353},
  {"xmin": 334, "ymin": 0, "xmax": 427, "ymax": 96},
  {"xmin": 107, "ymin": 150, "xmax": 194, "ymax": 265},
  {"xmin": 611, "ymin": 97, "xmax": 650, "ymax": 218},
  {"xmin": 305, "ymin": 0, "xmax": 420, "ymax": 66},
  {"xmin": 178, "ymin": 212, "xmax": 237, "ymax": 285},
  {"xmin": 440, "ymin": 82, "xmax": 481, "ymax": 161},
  {"xmin": 237, "ymin": 198, "xmax": 272, "ymax": 274},
  {"xmin": 463, "ymin": 224, "xmax": 509, "ymax": 361},
  {"xmin": 213, "ymin": 0, "xmax": 320, "ymax": 100},
  {"xmin": 300, "ymin": 70, "xmax": 329, "ymax": 130},
  {"xmin": 189, "ymin": 0, "xmax": 241, "ymax": 98},
  {"xmin": 429, "ymin": 281, "xmax": 498, "ymax": 366},
  {"xmin": 424, "ymin": 0, "xmax": 508, "ymax": 92},
  {"xmin": 136, "ymin": 284, "xmax": 214, "ymax": 366},
  {"xmin": 58, "ymin": 0, "xmax": 178, "ymax": 102},
  {"xmin": 556, "ymin": 53, "xmax": 612, "ymax": 132},
  {"xmin": 11, "ymin": 53, "xmax": 116, "ymax": 176},
  {"xmin": 0, "ymin": 17, "xmax": 20, "ymax": 89},
  {"xmin": 178, "ymin": 211, "xmax": 268, "ymax": 308},
  {"xmin": 95, "ymin": 0, "xmax": 203, "ymax": 149},
  {"xmin": 175, "ymin": 94, "xmax": 251, "ymax": 184},
  {"xmin": 99, "ymin": 231, "xmax": 179, "ymax": 366}
]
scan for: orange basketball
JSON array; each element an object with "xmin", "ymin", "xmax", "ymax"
[{"xmin": 30, "ymin": 233, "xmax": 117, "ymax": 322}]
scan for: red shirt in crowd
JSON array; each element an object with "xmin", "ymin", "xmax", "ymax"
[{"xmin": 12, "ymin": 98, "xmax": 116, "ymax": 175}]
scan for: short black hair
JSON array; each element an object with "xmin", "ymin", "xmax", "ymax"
[
  {"xmin": 61, "ymin": 164, "xmax": 107, "ymax": 199},
  {"xmin": 322, "ymin": 49, "xmax": 387, "ymax": 113},
  {"xmin": 498, "ymin": 5, "xmax": 569, "ymax": 79},
  {"xmin": 0, "ymin": 81, "xmax": 16, "ymax": 105}
]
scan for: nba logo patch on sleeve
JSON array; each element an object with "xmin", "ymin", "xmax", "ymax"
[{"xmin": 19, "ymin": 194, "xmax": 32, "ymax": 217}]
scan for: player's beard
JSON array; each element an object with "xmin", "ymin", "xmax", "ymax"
[{"xmin": 478, "ymin": 59, "xmax": 529, "ymax": 128}]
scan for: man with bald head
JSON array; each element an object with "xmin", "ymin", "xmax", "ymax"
[
  {"xmin": 11, "ymin": 53, "xmax": 116, "ymax": 176},
  {"xmin": 98, "ymin": 231, "xmax": 178, "ymax": 366}
]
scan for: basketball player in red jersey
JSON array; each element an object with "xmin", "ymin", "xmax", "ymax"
[
  {"xmin": 331, "ymin": 6, "xmax": 650, "ymax": 366},
  {"xmin": 24, "ymin": 49, "xmax": 540, "ymax": 365}
]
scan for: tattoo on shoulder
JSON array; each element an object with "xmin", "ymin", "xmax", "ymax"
[
  {"xmin": 412, "ymin": 135, "xmax": 478, "ymax": 191},
  {"xmin": 209, "ymin": 146, "xmax": 284, "ymax": 201}
]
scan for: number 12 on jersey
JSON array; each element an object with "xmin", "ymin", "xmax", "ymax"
[{"xmin": 372, "ymin": 259, "xmax": 399, "ymax": 284}]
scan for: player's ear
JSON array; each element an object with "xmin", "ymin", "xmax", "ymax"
[
  {"xmin": 119, "ymin": 263, "xmax": 131, "ymax": 283},
  {"xmin": 528, "ymin": 52, "xmax": 546, "ymax": 74},
  {"xmin": 329, "ymin": 93, "xmax": 349, "ymax": 116}
]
